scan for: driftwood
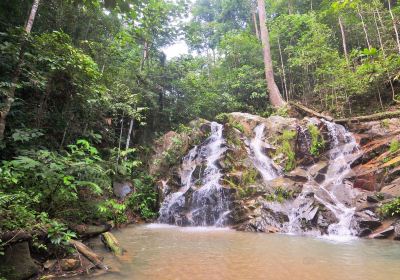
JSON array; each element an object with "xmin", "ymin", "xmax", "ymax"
[
  {"xmin": 69, "ymin": 239, "xmax": 108, "ymax": 270},
  {"xmin": 289, "ymin": 101, "xmax": 400, "ymax": 124},
  {"xmin": 289, "ymin": 101, "xmax": 334, "ymax": 121},
  {"xmin": 335, "ymin": 110, "xmax": 400, "ymax": 124},
  {"xmin": 101, "ymin": 232, "xmax": 123, "ymax": 256}
]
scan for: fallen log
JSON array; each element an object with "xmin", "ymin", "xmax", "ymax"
[
  {"xmin": 289, "ymin": 101, "xmax": 400, "ymax": 124},
  {"xmin": 335, "ymin": 110, "xmax": 400, "ymax": 124},
  {"xmin": 71, "ymin": 224, "xmax": 112, "ymax": 239},
  {"xmin": 69, "ymin": 239, "xmax": 108, "ymax": 270},
  {"xmin": 0, "ymin": 229, "xmax": 46, "ymax": 244},
  {"xmin": 289, "ymin": 101, "xmax": 334, "ymax": 121},
  {"xmin": 101, "ymin": 232, "xmax": 123, "ymax": 256}
]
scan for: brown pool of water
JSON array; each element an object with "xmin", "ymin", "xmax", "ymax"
[{"xmin": 81, "ymin": 224, "xmax": 400, "ymax": 280}]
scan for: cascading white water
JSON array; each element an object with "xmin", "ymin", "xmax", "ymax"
[
  {"xmin": 158, "ymin": 122, "xmax": 231, "ymax": 226},
  {"xmin": 316, "ymin": 120, "xmax": 360, "ymax": 236},
  {"xmin": 285, "ymin": 120, "xmax": 360, "ymax": 237},
  {"xmin": 248, "ymin": 124, "xmax": 281, "ymax": 182}
]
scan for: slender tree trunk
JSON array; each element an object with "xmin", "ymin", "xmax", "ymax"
[
  {"xmin": 117, "ymin": 115, "xmax": 125, "ymax": 164},
  {"xmin": 374, "ymin": 11, "xmax": 386, "ymax": 56},
  {"xmin": 388, "ymin": 0, "xmax": 400, "ymax": 54},
  {"xmin": 125, "ymin": 118, "xmax": 134, "ymax": 151},
  {"xmin": 0, "ymin": 0, "xmax": 40, "ymax": 141},
  {"xmin": 278, "ymin": 37, "xmax": 288, "ymax": 102},
  {"xmin": 357, "ymin": 6, "xmax": 372, "ymax": 50},
  {"xmin": 252, "ymin": 8, "xmax": 260, "ymax": 40},
  {"xmin": 376, "ymin": 8, "xmax": 398, "ymax": 102},
  {"xmin": 25, "ymin": 0, "xmax": 40, "ymax": 33},
  {"xmin": 257, "ymin": 0, "xmax": 286, "ymax": 108},
  {"xmin": 338, "ymin": 16, "xmax": 349, "ymax": 65}
]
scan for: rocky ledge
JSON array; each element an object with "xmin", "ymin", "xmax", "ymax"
[{"xmin": 150, "ymin": 112, "xmax": 400, "ymax": 240}]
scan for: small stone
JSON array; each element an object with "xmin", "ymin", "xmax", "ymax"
[
  {"xmin": 366, "ymin": 195, "xmax": 380, "ymax": 203},
  {"xmin": 43, "ymin": 259, "xmax": 57, "ymax": 270},
  {"xmin": 369, "ymin": 226, "xmax": 394, "ymax": 239},
  {"xmin": 60, "ymin": 259, "xmax": 80, "ymax": 271},
  {"xmin": 264, "ymin": 226, "xmax": 280, "ymax": 233}
]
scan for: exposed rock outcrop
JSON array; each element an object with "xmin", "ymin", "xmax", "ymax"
[{"xmin": 153, "ymin": 112, "xmax": 400, "ymax": 240}]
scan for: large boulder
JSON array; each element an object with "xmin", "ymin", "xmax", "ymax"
[
  {"xmin": 0, "ymin": 242, "xmax": 39, "ymax": 280},
  {"xmin": 113, "ymin": 181, "xmax": 133, "ymax": 199}
]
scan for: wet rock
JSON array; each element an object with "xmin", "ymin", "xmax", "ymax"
[
  {"xmin": 380, "ymin": 178, "xmax": 400, "ymax": 197},
  {"xmin": 394, "ymin": 221, "xmax": 400, "ymax": 240},
  {"xmin": 369, "ymin": 226, "xmax": 394, "ymax": 239},
  {"xmin": 264, "ymin": 226, "xmax": 280, "ymax": 233},
  {"xmin": 354, "ymin": 210, "xmax": 382, "ymax": 234},
  {"xmin": 287, "ymin": 168, "xmax": 309, "ymax": 182},
  {"xmin": 308, "ymin": 161, "xmax": 329, "ymax": 178},
  {"xmin": 353, "ymin": 173, "xmax": 377, "ymax": 191},
  {"xmin": 0, "ymin": 242, "xmax": 39, "ymax": 280},
  {"xmin": 266, "ymin": 177, "xmax": 303, "ymax": 193},
  {"xmin": 60, "ymin": 258, "xmax": 80, "ymax": 271},
  {"xmin": 366, "ymin": 195, "xmax": 382, "ymax": 203}
]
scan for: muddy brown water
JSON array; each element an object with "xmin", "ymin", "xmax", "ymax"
[{"xmin": 81, "ymin": 224, "xmax": 400, "ymax": 280}]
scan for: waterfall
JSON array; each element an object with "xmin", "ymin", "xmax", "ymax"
[
  {"xmin": 286, "ymin": 120, "xmax": 360, "ymax": 237},
  {"xmin": 248, "ymin": 124, "xmax": 281, "ymax": 182},
  {"xmin": 158, "ymin": 122, "xmax": 232, "ymax": 226}
]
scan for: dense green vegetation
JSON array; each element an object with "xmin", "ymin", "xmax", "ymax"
[{"xmin": 1, "ymin": 0, "xmax": 400, "ymax": 260}]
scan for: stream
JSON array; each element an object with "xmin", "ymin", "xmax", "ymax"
[{"xmin": 83, "ymin": 224, "xmax": 400, "ymax": 280}]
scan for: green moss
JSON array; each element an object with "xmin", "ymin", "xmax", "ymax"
[
  {"xmin": 265, "ymin": 187, "xmax": 295, "ymax": 203},
  {"xmin": 389, "ymin": 139, "xmax": 399, "ymax": 154},
  {"xmin": 229, "ymin": 121, "xmax": 245, "ymax": 134},
  {"xmin": 242, "ymin": 168, "xmax": 258, "ymax": 186},
  {"xmin": 276, "ymin": 130, "xmax": 297, "ymax": 172},
  {"xmin": 215, "ymin": 113, "xmax": 230, "ymax": 124},
  {"xmin": 308, "ymin": 124, "xmax": 325, "ymax": 156},
  {"xmin": 381, "ymin": 119, "xmax": 390, "ymax": 128}
]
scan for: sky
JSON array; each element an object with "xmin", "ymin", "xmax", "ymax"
[
  {"xmin": 163, "ymin": 40, "xmax": 190, "ymax": 59},
  {"xmin": 161, "ymin": 0, "xmax": 193, "ymax": 60}
]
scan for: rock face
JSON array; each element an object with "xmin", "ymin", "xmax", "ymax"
[
  {"xmin": 113, "ymin": 181, "xmax": 133, "ymax": 199},
  {"xmin": 153, "ymin": 112, "xmax": 400, "ymax": 240},
  {"xmin": 0, "ymin": 242, "xmax": 39, "ymax": 280}
]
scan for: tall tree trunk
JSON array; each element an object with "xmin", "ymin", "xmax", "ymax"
[
  {"xmin": 374, "ymin": 10, "xmax": 386, "ymax": 56},
  {"xmin": 0, "ymin": 0, "xmax": 40, "ymax": 141},
  {"xmin": 278, "ymin": 37, "xmax": 288, "ymax": 102},
  {"xmin": 252, "ymin": 8, "xmax": 260, "ymax": 40},
  {"xmin": 357, "ymin": 6, "xmax": 372, "ymax": 50},
  {"xmin": 257, "ymin": 0, "xmax": 286, "ymax": 108},
  {"xmin": 125, "ymin": 118, "xmax": 134, "ymax": 151},
  {"xmin": 338, "ymin": 16, "xmax": 349, "ymax": 65},
  {"xmin": 388, "ymin": 0, "xmax": 400, "ymax": 54},
  {"xmin": 376, "ymin": 8, "xmax": 398, "ymax": 102}
]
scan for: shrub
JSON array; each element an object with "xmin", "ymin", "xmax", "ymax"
[
  {"xmin": 380, "ymin": 198, "xmax": 400, "ymax": 217},
  {"xmin": 126, "ymin": 174, "xmax": 157, "ymax": 220},
  {"xmin": 0, "ymin": 139, "xmax": 111, "ymax": 229},
  {"xmin": 276, "ymin": 130, "xmax": 297, "ymax": 172},
  {"xmin": 308, "ymin": 124, "xmax": 325, "ymax": 156}
]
